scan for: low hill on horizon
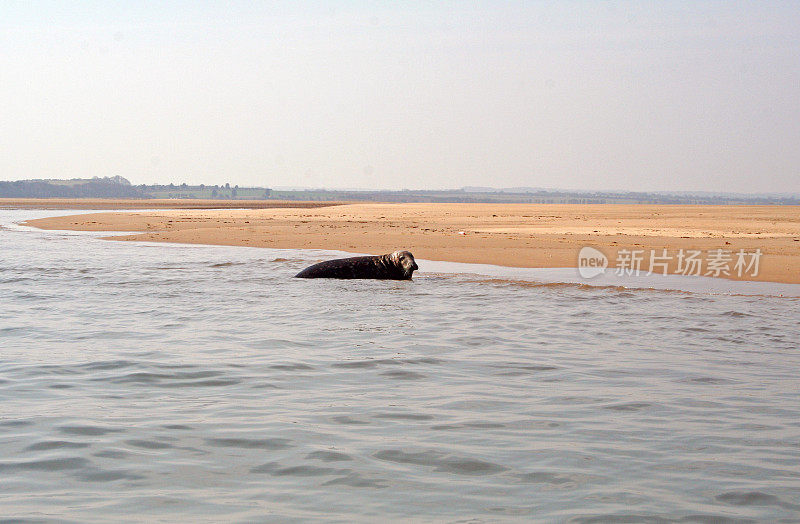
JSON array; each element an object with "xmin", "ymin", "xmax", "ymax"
[{"xmin": 1, "ymin": 178, "xmax": 798, "ymax": 205}]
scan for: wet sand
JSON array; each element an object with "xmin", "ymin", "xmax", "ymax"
[{"xmin": 21, "ymin": 201, "xmax": 800, "ymax": 284}]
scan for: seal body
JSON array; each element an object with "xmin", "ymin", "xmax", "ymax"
[{"xmin": 295, "ymin": 251, "xmax": 418, "ymax": 280}]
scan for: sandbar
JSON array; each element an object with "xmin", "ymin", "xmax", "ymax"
[{"xmin": 19, "ymin": 200, "xmax": 800, "ymax": 284}]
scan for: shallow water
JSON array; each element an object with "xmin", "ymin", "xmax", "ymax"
[{"xmin": 1, "ymin": 209, "xmax": 799, "ymax": 522}]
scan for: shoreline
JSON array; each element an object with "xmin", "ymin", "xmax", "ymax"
[{"xmin": 16, "ymin": 200, "xmax": 800, "ymax": 284}]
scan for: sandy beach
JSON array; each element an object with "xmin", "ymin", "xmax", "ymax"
[{"xmin": 18, "ymin": 200, "xmax": 800, "ymax": 284}]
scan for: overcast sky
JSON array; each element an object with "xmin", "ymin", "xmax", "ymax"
[{"xmin": 1, "ymin": 1, "xmax": 798, "ymax": 192}]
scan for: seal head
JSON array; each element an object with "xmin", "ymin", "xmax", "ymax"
[{"xmin": 295, "ymin": 250, "xmax": 418, "ymax": 280}]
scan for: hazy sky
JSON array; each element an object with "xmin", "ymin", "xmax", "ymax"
[{"xmin": 1, "ymin": 1, "xmax": 798, "ymax": 192}]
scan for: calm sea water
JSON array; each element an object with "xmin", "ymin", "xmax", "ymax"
[{"xmin": 1, "ymin": 209, "xmax": 799, "ymax": 523}]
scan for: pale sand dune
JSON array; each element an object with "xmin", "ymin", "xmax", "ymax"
[{"xmin": 21, "ymin": 201, "xmax": 800, "ymax": 284}]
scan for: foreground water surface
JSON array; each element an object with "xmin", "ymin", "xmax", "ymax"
[{"xmin": 1, "ymin": 209, "xmax": 799, "ymax": 522}]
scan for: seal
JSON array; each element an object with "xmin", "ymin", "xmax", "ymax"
[{"xmin": 295, "ymin": 250, "xmax": 418, "ymax": 280}]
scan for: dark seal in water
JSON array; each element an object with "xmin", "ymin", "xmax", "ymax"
[{"xmin": 295, "ymin": 250, "xmax": 418, "ymax": 280}]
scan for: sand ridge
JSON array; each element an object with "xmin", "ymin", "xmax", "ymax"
[{"xmin": 21, "ymin": 201, "xmax": 800, "ymax": 284}]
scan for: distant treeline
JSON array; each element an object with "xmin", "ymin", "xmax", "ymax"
[
  {"xmin": 0, "ymin": 177, "xmax": 146, "ymax": 199},
  {"xmin": 2, "ymin": 177, "xmax": 799, "ymax": 205},
  {"xmin": 0, "ymin": 178, "xmax": 269, "ymax": 201}
]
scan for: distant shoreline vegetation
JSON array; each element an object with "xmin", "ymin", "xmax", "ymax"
[{"xmin": 1, "ymin": 177, "xmax": 798, "ymax": 205}]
